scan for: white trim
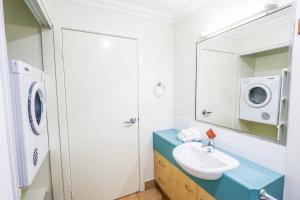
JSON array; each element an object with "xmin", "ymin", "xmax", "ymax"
[
  {"xmin": 53, "ymin": 27, "xmax": 73, "ymax": 200},
  {"xmin": 174, "ymin": 0, "xmax": 211, "ymax": 22},
  {"xmin": 0, "ymin": 0, "xmax": 20, "ymax": 199},
  {"xmin": 41, "ymin": 28, "xmax": 65, "ymax": 200},
  {"xmin": 64, "ymin": 0, "xmax": 210, "ymax": 23},
  {"xmin": 66, "ymin": 0, "xmax": 174, "ymax": 23},
  {"xmin": 25, "ymin": 0, "xmax": 53, "ymax": 28}
]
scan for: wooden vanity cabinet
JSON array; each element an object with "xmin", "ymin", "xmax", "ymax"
[
  {"xmin": 197, "ymin": 186, "xmax": 215, "ymax": 200},
  {"xmin": 154, "ymin": 151, "xmax": 216, "ymax": 200},
  {"xmin": 154, "ymin": 151, "xmax": 172, "ymax": 197},
  {"xmin": 170, "ymin": 165, "xmax": 197, "ymax": 200}
]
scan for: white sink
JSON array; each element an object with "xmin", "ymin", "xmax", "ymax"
[{"xmin": 173, "ymin": 142, "xmax": 239, "ymax": 180}]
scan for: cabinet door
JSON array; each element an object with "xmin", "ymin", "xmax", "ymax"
[
  {"xmin": 155, "ymin": 166, "xmax": 171, "ymax": 196},
  {"xmin": 154, "ymin": 151, "xmax": 171, "ymax": 177},
  {"xmin": 154, "ymin": 151, "xmax": 172, "ymax": 197},
  {"xmin": 197, "ymin": 186, "xmax": 215, "ymax": 200},
  {"xmin": 171, "ymin": 166, "xmax": 197, "ymax": 200}
]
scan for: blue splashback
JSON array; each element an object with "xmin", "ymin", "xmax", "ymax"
[{"xmin": 153, "ymin": 129, "xmax": 284, "ymax": 200}]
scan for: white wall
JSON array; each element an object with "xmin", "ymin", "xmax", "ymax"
[
  {"xmin": 43, "ymin": 0, "xmax": 174, "ymax": 197},
  {"xmin": 174, "ymin": 0, "xmax": 292, "ymax": 174},
  {"xmin": 4, "ymin": 0, "xmax": 43, "ymax": 69},
  {"xmin": 284, "ymin": 0, "xmax": 300, "ymax": 198}
]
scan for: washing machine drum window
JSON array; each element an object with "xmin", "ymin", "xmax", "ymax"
[
  {"xmin": 244, "ymin": 84, "xmax": 272, "ymax": 108},
  {"xmin": 28, "ymin": 82, "xmax": 46, "ymax": 135}
]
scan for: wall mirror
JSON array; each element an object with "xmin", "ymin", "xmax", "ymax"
[{"xmin": 196, "ymin": 6, "xmax": 294, "ymax": 143}]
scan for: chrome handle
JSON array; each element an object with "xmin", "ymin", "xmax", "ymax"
[
  {"xmin": 123, "ymin": 118, "xmax": 137, "ymax": 126},
  {"xmin": 202, "ymin": 109, "xmax": 212, "ymax": 116},
  {"xmin": 259, "ymin": 189, "xmax": 277, "ymax": 200}
]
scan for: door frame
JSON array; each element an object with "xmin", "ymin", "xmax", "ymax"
[{"xmin": 52, "ymin": 27, "xmax": 141, "ymax": 200}]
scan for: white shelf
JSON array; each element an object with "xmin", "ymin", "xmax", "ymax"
[
  {"xmin": 22, "ymin": 187, "xmax": 49, "ymax": 200},
  {"xmin": 239, "ymin": 42, "xmax": 289, "ymax": 56},
  {"xmin": 277, "ymin": 67, "xmax": 289, "ymax": 141}
]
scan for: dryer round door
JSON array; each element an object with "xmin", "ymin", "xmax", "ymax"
[
  {"xmin": 28, "ymin": 82, "xmax": 46, "ymax": 135},
  {"xmin": 244, "ymin": 83, "xmax": 272, "ymax": 108}
]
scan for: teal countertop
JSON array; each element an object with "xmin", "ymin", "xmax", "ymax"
[{"xmin": 153, "ymin": 129, "xmax": 284, "ymax": 200}]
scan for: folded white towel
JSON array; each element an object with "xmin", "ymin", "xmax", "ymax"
[{"xmin": 177, "ymin": 127, "xmax": 203, "ymax": 143}]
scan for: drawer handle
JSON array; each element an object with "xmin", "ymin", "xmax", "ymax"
[
  {"xmin": 158, "ymin": 160, "xmax": 166, "ymax": 168},
  {"xmin": 185, "ymin": 184, "xmax": 194, "ymax": 193},
  {"xmin": 158, "ymin": 177, "xmax": 165, "ymax": 185}
]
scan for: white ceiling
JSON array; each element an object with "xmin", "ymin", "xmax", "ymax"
[
  {"xmin": 106, "ymin": 0, "xmax": 195, "ymax": 14},
  {"xmin": 68, "ymin": 0, "xmax": 210, "ymax": 23}
]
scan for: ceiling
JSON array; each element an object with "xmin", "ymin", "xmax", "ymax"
[
  {"xmin": 68, "ymin": 0, "xmax": 210, "ymax": 23},
  {"xmin": 106, "ymin": 0, "xmax": 195, "ymax": 14}
]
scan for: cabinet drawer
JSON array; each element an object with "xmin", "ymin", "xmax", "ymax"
[
  {"xmin": 171, "ymin": 166, "xmax": 197, "ymax": 200},
  {"xmin": 197, "ymin": 186, "xmax": 215, "ymax": 200},
  {"xmin": 154, "ymin": 151, "xmax": 171, "ymax": 177},
  {"xmin": 155, "ymin": 167, "xmax": 171, "ymax": 196}
]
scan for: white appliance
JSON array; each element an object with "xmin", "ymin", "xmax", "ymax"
[
  {"xmin": 9, "ymin": 60, "xmax": 48, "ymax": 187},
  {"xmin": 239, "ymin": 76, "xmax": 281, "ymax": 125}
]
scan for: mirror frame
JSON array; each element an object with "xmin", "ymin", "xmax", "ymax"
[{"xmin": 195, "ymin": 4, "xmax": 295, "ymax": 145}]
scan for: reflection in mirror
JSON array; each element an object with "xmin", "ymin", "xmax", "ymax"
[{"xmin": 196, "ymin": 6, "xmax": 294, "ymax": 143}]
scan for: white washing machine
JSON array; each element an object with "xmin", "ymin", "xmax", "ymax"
[
  {"xmin": 9, "ymin": 60, "xmax": 49, "ymax": 187},
  {"xmin": 239, "ymin": 76, "xmax": 281, "ymax": 125}
]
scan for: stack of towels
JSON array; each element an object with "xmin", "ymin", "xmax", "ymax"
[{"xmin": 177, "ymin": 127, "xmax": 203, "ymax": 143}]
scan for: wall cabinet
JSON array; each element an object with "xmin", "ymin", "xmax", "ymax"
[{"xmin": 154, "ymin": 151, "xmax": 215, "ymax": 200}]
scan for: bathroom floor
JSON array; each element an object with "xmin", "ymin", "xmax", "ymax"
[{"xmin": 118, "ymin": 188, "xmax": 166, "ymax": 200}]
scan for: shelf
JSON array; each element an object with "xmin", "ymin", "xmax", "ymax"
[
  {"xmin": 22, "ymin": 187, "xmax": 48, "ymax": 200},
  {"xmin": 239, "ymin": 42, "xmax": 289, "ymax": 57}
]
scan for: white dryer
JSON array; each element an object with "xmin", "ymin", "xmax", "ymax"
[
  {"xmin": 9, "ymin": 60, "xmax": 49, "ymax": 187},
  {"xmin": 239, "ymin": 76, "xmax": 281, "ymax": 125}
]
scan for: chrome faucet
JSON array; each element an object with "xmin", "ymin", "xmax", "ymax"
[{"xmin": 202, "ymin": 139, "xmax": 215, "ymax": 153}]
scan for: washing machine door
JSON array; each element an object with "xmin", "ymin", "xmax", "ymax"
[
  {"xmin": 244, "ymin": 83, "xmax": 272, "ymax": 108},
  {"xmin": 28, "ymin": 82, "xmax": 46, "ymax": 135}
]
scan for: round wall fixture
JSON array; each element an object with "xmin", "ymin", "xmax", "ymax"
[
  {"xmin": 28, "ymin": 82, "xmax": 47, "ymax": 135},
  {"xmin": 244, "ymin": 83, "xmax": 272, "ymax": 108},
  {"xmin": 153, "ymin": 82, "xmax": 166, "ymax": 97}
]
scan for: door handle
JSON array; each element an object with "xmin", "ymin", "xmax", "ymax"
[
  {"xmin": 202, "ymin": 109, "xmax": 212, "ymax": 116},
  {"xmin": 123, "ymin": 118, "xmax": 137, "ymax": 126}
]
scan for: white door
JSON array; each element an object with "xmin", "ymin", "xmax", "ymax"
[
  {"xmin": 196, "ymin": 47, "xmax": 237, "ymax": 128},
  {"xmin": 62, "ymin": 29, "xmax": 139, "ymax": 200}
]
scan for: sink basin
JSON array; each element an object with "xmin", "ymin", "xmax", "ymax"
[{"xmin": 173, "ymin": 142, "xmax": 239, "ymax": 180}]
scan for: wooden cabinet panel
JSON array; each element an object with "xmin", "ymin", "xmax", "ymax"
[
  {"xmin": 170, "ymin": 165, "xmax": 197, "ymax": 200},
  {"xmin": 154, "ymin": 151, "xmax": 215, "ymax": 200},
  {"xmin": 154, "ymin": 151, "xmax": 171, "ymax": 177},
  {"xmin": 154, "ymin": 151, "xmax": 172, "ymax": 197},
  {"xmin": 197, "ymin": 186, "xmax": 215, "ymax": 200},
  {"xmin": 155, "ymin": 167, "xmax": 171, "ymax": 196}
]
